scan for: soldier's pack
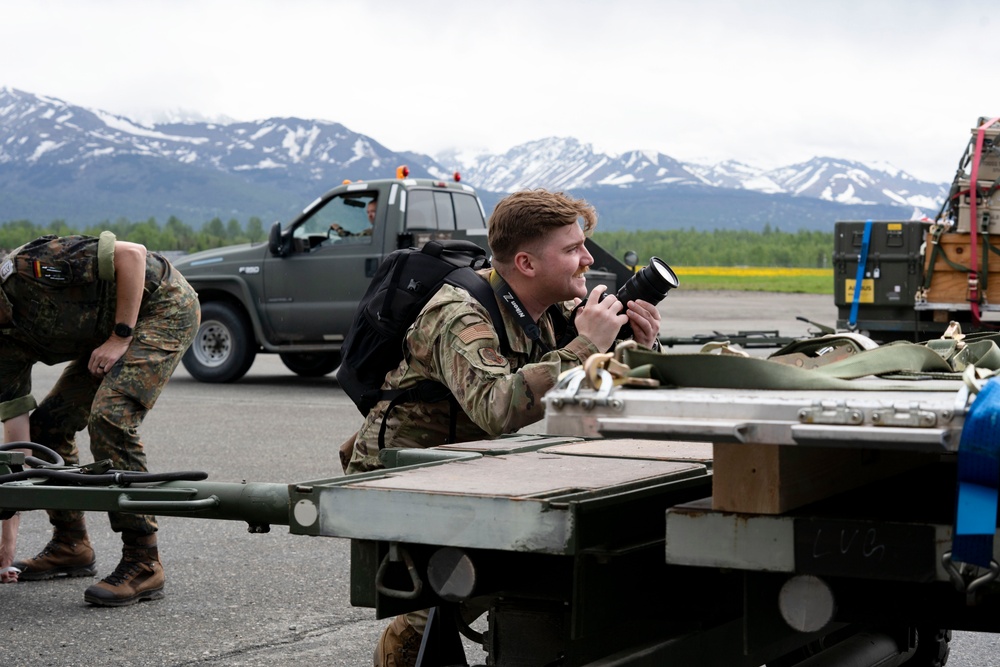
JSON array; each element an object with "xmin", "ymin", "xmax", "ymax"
[{"xmin": 336, "ymin": 239, "xmax": 510, "ymax": 418}]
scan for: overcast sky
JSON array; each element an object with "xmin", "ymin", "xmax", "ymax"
[{"xmin": 2, "ymin": 0, "xmax": 995, "ymax": 182}]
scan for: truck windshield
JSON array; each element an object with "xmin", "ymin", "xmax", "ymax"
[{"xmin": 295, "ymin": 193, "xmax": 376, "ymax": 243}]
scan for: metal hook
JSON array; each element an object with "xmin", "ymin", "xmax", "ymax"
[
  {"xmin": 375, "ymin": 543, "xmax": 424, "ymax": 600},
  {"xmin": 942, "ymin": 552, "xmax": 1000, "ymax": 596}
]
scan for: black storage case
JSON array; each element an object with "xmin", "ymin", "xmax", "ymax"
[{"xmin": 833, "ymin": 220, "xmax": 928, "ymax": 338}]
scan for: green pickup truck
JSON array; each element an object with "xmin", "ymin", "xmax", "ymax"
[{"xmin": 174, "ymin": 170, "xmax": 630, "ymax": 382}]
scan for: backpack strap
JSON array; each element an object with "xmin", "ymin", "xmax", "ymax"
[{"xmin": 375, "ymin": 268, "xmax": 511, "ymax": 450}]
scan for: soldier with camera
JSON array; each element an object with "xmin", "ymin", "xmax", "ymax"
[{"xmin": 344, "ymin": 189, "xmax": 663, "ymax": 666}]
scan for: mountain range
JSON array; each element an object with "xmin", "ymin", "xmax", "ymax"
[{"xmin": 0, "ymin": 87, "xmax": 948, "ymax": 232}]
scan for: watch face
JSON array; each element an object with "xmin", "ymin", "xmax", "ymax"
[{"xmin": 115, "ymin": 323, "xmax": 133, "ymax": 337}]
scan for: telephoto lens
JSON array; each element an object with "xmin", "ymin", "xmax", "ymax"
[
  {"xmin": 569, "ymin": 257, "xmax": 679, "ymax": 345},
  {"xmin": 611, "ymin": 257, "xmax": 679, "ymax": 340},
  {"xmin": 615, "ymin": 257, "xmax": 679, "ymax": 306}
]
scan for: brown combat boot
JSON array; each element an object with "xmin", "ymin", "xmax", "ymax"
[
  {"xmin": 13, "ymin": 520, "xmax": 97, "ymax": 581},
  {"xmin": 373, "ymin": 614, "xmax": 422, "ymax": 667},
  {"xmin": 83, "ymin": 532, "xmax": 164, "ymax": 607}
]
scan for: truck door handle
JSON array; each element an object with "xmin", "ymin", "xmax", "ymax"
[{"xmin": 365, "ymin": 258, "xmax": 379, "ymax": 277}]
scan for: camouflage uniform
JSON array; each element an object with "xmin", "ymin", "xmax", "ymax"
[
  {"xmin": 0, "ymin": 232, "xmax": 200, "ymax": 534},
  {"xmin": 347, "ymin": 270, "xmax": 599, "ymax": 474}
]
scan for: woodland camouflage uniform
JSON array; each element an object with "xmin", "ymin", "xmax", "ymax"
[
  {"xmin": 0, "ymin": 232, "xmax": 200, "ymax": 535},
  {"xmin": 346, "ymin": 269, "xmax": 600, "ymax": 474}
]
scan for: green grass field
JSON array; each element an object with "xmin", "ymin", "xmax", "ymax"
[{"xmin": 673, "ymin": 268, "xmax": 834, "ymax": 294}]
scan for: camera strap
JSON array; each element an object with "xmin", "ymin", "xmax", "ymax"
[{"xmin": 489, "ymin": 270, "xmax": 569, "ymax": 355}]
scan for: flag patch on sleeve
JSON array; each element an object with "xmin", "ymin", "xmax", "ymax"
[{"xmin": 458, "ymin": 323, "xmax": 494, "ymax": 344}]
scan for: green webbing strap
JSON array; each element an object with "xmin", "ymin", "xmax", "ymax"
[
  {"xmin": 923, "ymin": 231, "xmax": 999, "ymax": 295},
  {"xmin": 811, "ymin": 343, "xmax": 951, "ymax": 379},
  {"xmin": 951, "ymin": 339, "xmax": 1000, "ymax": 371},
  {"xmin": 621, "ymin": 343, "xmax": 959, "ymax": 391},
  {"xmin": 923, "ymin": 228, "xmax": 944, "ymax": 292}
]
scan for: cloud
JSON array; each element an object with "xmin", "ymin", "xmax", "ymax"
[{"xmin": 2, "ymin": 0, "xmax": 995, "ymax": 182}]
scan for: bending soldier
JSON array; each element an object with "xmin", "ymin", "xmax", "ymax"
[{"xmin": 0, "ymin": 232, "xmax": 200, "ymax": 605}]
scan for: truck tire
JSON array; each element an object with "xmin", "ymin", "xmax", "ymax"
[
  {"xmin": 182, "ymin": 301, "xmax": 257, "ymax": 383},
  {"xmin": 279, "ymin": 352, "xmax": 341, "ymax": 377}
]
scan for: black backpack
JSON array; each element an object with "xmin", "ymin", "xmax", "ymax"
[{"xmin": 336, "ymin": 239, "xmax": 510, "ymax": 446}]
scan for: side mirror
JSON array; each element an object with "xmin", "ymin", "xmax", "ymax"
[
  {"xmin": 268, "ymin": 221, "xmax": 289, "ymax": 257},
  {"xmin": 623, "ymin": 250, "xmax": 638, "ymax": 271}
]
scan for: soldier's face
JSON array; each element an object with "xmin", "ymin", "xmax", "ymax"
[
  {"xmin": 528, "ymin": 223, "xmax": 593, "ymax": 302},
  {"xmin": 367, "ymin": 202, "xmax": 377, "ymax": 224}
]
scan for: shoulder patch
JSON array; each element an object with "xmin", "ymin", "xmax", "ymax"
[
  {"xmin": 0, "ymin": 259, "xmax": 12, "ymax": 282},
  {"xmin": 458, "ymin": 323, "xmax": 494, "ymax": 344},
  {"xmin": 478, "ymin": 348, "xmax": 507, "ymax": 367}
]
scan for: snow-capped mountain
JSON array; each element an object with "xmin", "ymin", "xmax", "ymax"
[
  {"xmin": 435, "ymin": 138, "xmax": 946, "ymax": 211},
  {"xmin": 0, "ymin": 87, "xmax": 948, "ymax": 229},
  {"xmin": 436, "ymin": 138, "xmax": 702, "ymax": 192},
  {"xmin": 0, "ymin": 87, "xmax": 407, "ymax": 183}
]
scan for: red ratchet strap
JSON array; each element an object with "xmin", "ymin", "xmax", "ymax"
[{"xmin": 968, "ymin": 116, "xmax": 1000, "ymax": 324}]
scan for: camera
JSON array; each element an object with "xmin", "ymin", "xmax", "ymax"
[{"xmin": 573, "ymin": 256, "xmax": 679, "ymax": 341}]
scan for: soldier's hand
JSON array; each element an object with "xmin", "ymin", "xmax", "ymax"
[
  {"xmin": 572, "ymin": 286, "xmax": 628, "ymax": 352},
  {"xmin": 89, "ymin": 336, "xmax": 131, "ymax": 377},
  {"xmin": 625, "ymin": 299, "xmax": 661, "ymax": 348}
]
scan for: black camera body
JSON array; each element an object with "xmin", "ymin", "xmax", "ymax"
[{"xmin": 572, "ymin": 257, "xmax": 679, "ymax": 341}]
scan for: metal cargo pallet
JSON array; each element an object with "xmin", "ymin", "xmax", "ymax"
[
  {"xmin": 289, "ymin": 435, "xmax": 713, "ymax": 555},
  {"xmin": 543, "ymin": 381, "xmax": 969, "ymax": 453}
]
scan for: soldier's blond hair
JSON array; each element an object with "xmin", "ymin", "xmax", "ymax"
[{"xmin": 488, "ymin": 190, "xmax": 596, "ymax": 265}]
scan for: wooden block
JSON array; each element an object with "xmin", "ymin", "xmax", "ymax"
[
  {"xmin": 711, "ymin": 443, "xmax": 929, "ymax": 514},
  {"xmin": 924, "ymin": 270, "xmax": 976, "ymax": 303},
  {"xmin": 923, "ymin": 232, "xmax": 1000, "ymax": 304}
]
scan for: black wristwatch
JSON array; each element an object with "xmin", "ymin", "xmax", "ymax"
[{"xmin": 113, "ymin": 322, "xmax": 134, "ymax": 338}]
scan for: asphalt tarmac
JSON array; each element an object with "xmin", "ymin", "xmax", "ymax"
[
  {"xmin": 2, "ymin": 291, "xmax": 999, "ymax": 666},
  {"xmin": 2, "ymin": 351, "xmax": 386, "ymax": 666}
]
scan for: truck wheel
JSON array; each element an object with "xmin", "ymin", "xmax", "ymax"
[
  {"xmin": 909, "ymin": 628, "xmax": 951, "ymax": 666},
  {"xmin": 182, "ymin": 302, "xmax": 257, "ymax": 383},
  {"xmin": 279, "ymin": 352, "xmax": 341, "ymax": 377}
]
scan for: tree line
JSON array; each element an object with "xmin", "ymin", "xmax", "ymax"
[
  {"xmin": 592, "ymin": 225, "xmax": 834, "ymax": 268},
  {"xmin": 1, "ymin": 218, "xmax": 834, "ymax": 268},
  {"xmin": 0, "ymin": 216, "xmax": 267, "ymax": 254}
]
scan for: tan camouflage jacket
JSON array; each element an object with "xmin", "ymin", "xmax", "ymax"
[
  {"xmin": 0, "ymin": 232, "xmax": 168, "ymax": 420},
  {"xmin": 347, "ymin": 274, "xmax": 600, "ymax": 473}
]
